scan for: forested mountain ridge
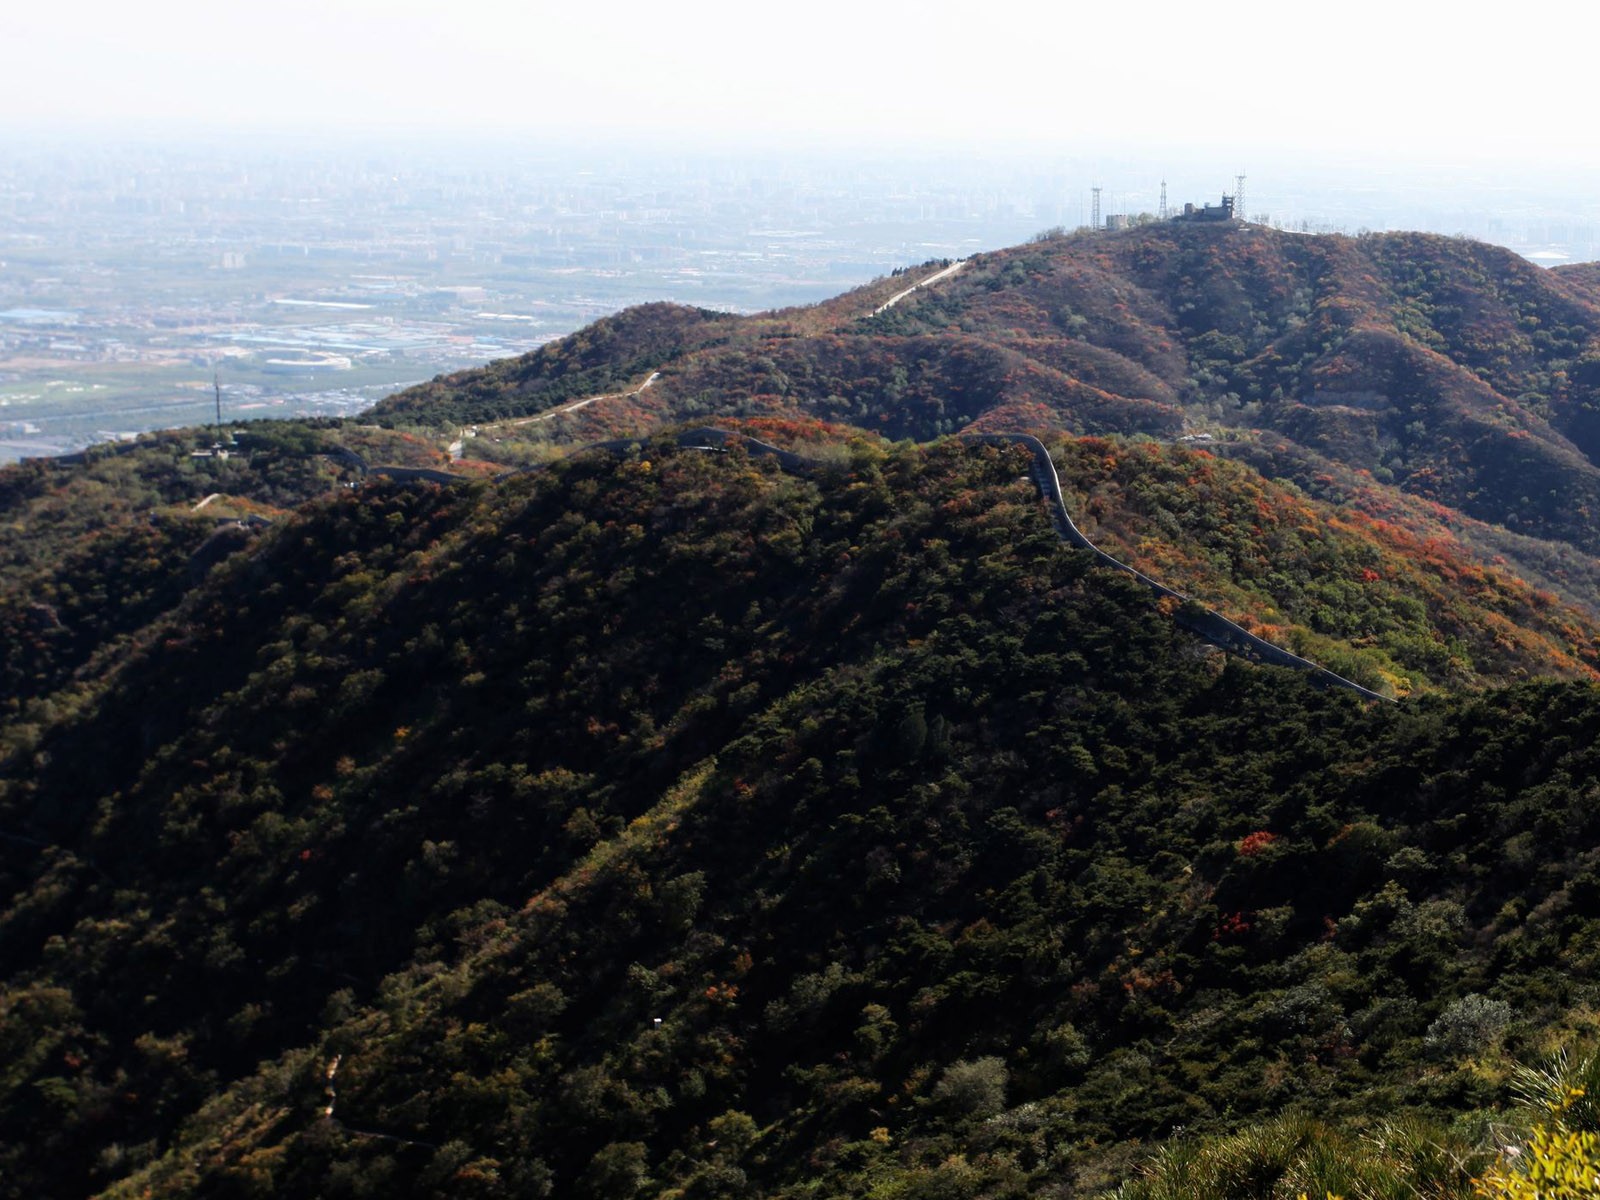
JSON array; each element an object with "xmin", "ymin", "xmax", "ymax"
[
  {"xmin": 7, "ymin": 409, "xmax": 1597, "ymax": 713},
  {"xmin": 1, "ymin": 438, "xmax": 1599, "ymax": 1197},
  {"xmin": 8, "ymin": 228, "xmax": 1600, "ymax": 1197},
  {"xmin": 360, "ymin": 223, "xmax": 1600, "ymax": 686},
  {"xmin": 373, "ymin": 224, "xmax": 1600, "ymax": 575}
]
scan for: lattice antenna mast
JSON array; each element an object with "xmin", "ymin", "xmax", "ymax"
[
  {"xmin": 1234, "ymin": 173, "xmax": 1247, "ymax": 223},
  {"xmin": 1091, "ymin": 186, "xmax": 1102, "ymax": 232},
  {"xmin": 214, "ymin": 368, "xmax": 223, "ymax": 436},
  {"xmin": 1158, "ymin": 179, "xmax": 1168, "ymax": 221}
]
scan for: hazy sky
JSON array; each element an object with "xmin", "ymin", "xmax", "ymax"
[{"xmin": 4, "ymin": 0, "xmax": 1593, "ymax": 167}]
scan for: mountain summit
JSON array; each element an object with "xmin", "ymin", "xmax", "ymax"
[{"xmin": 379, "ymin": 224, "xmax": 1600, "ymax": 559}]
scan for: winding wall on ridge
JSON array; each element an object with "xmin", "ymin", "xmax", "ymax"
[
  {"xmin": 958, "ymin": 433, "xmax": 1390, "ymax": 702},
  {"xmin": 355, "ymin": 426, "xmax": 1391, "ymax": 703}
]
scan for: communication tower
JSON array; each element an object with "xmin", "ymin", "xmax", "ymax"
[
  {"xmin": 1158, "ymin": 180, "xmax": 1168, "ymax": 221},
  {"xmin": 1091, "ymin": 186, "xmax": 1102, "ymax": 232},
  {"xmin": 1234, "ymin": 174, "xmax": 1247, "ymax": 223}
]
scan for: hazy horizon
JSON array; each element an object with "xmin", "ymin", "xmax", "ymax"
[
  {"xmin": 6, "ymin": 0, "xmax": 1596, "ymax": 170},
  {"xmin": 4, "ymin": 127, "xmax": 1596, "ymax": 255}
]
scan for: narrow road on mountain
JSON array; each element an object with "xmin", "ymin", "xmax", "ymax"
[
  {"xmin": 443, "ymin": 371, "xmax": 665, "ymax": 461},
  {"xmin": 873, "ymin": 260, "xmax": 967, "ymax": 315},
  {"xmin": 961, "ymin": 434, "xmax": 1390, "ymax": 701},
  {"xmin": 506, "ymin": 394, "xmax": 606, "ymax": 427},
  {"xmin": 505, "ymin": 370, "xmax": 663, "ymax": 429}
]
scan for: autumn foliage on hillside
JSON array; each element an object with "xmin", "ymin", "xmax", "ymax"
[
  {"xmin": 377, "ymin": 224, "xmax": 1600, "ymax": 580},
  {"xmin": 1048, "ymin": 437, "xmax": 1600, "ymax": 692}
]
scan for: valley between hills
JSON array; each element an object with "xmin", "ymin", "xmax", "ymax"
[{"xmin": 8, "ymin": 222, "xmax": 1600, "ymax": 1196}]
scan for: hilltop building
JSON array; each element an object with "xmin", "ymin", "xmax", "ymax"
[
  {"xmin": 1086, "ymin": 184, "xmax": 1242, "ymax": 232},
  {"xmin": 1178, "ymin": 195, "xmax": 1235, "ymax": 222}
]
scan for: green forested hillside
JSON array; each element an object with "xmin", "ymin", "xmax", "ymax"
[
  {"xmin": 2, "ymin": 435, "xmax": 1600, "ymax": 1197},
  {"xmin": 10, "ymin": 226, "xmax": 1600, "ymax": 1198}
]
